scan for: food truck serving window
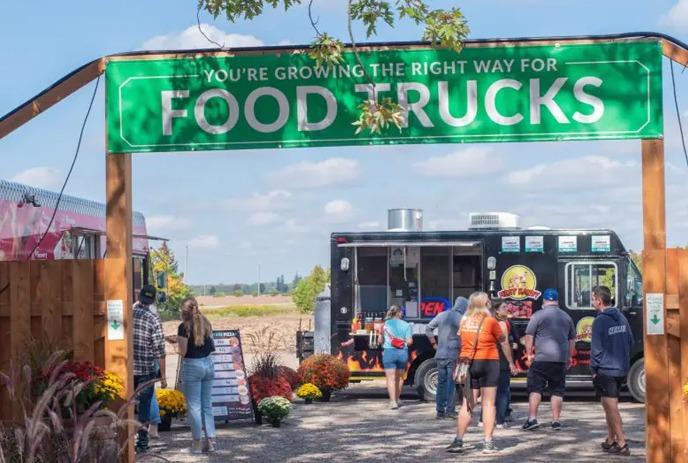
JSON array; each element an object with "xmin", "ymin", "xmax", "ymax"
[{"xmin": 565, "ymin": 261, "xmax": 618, "ymax": 310}]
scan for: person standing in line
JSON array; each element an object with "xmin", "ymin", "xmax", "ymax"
[
  {"xmin": 425, "ymin": 296, "xmax": 468, "ymax": 419},
  {"xmin": 132, "ymin": 285, "xmax": 167, "ymax": 454},
  {"xmin": 522, "ymin": 288, "xmax": 575, "ymax": 431},
  {"xmin": 591, "ymin": 285, "xmax": 634, "ymax": 457},
  {"xmin": 173, "ymin": 297, "xmax": 217, "ymax": 454},
  {"xmin": 494, "ymin": 302, "xmax": 515, "ymax": 428},
  {"xmin": 446, "ymin": 292, "xmax": 517, "ymax": 455},
  {"xmin": 381, "ymin": 305, "xmax": 413, "ymax": 410},
  {"xmin": 147, "ymin": 303, "xmax": 163, "ymax": 439}
]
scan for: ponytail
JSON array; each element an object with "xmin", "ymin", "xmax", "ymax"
[{"xmin": 181, "ymin": 297, "xmax": 213, "ymax": 346}]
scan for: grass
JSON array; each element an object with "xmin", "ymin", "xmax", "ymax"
[{"xmin": 202, "ymin": 304, "xmax": 297, "ymax": 319}]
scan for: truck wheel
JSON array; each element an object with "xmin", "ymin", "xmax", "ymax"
[
  {"xmin": 414, "ymin": 359, "xmax": 438, "ymax": 402},
  {"xmin": 627, "ymin": 359, "xmax": 645, "ymax": 403}
]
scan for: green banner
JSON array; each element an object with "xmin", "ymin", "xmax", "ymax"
[{"xmin": 106, "ymin": 41, "xmax": 663, "ymax": 154}]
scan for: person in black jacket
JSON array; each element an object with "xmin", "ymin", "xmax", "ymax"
[{"xmin": 591, "ymin": 285, "xmax": 634, "ymax": 457}]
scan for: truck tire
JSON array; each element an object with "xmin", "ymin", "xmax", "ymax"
[
  {"xmin": 627, "ymin": 359, "xmax": 645, "ymax": 403},
  {"xmin": 414, "ymin": 358, "xmax": 438, "ymax": 402}
]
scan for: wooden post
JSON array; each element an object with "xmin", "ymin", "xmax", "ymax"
[
  {"xmin": 666, "ymin": 249, "xmax": 684, "ymax": 460},
  {"xmin": 679, "ymin": 250, "xmax": 688, "ymax": 462},
  {"xmin": 104, "ymin": 153, "xmax": 134, "ymax": 462},
  {"xmin": 642, "ymin": 139, "xmax": 670, "ymax": 462}
]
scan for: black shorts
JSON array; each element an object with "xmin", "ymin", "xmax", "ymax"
[
  {"xmin": 527, "ymin": 361, "xmax": 566, "ymax": 397},
  {"xmin": 470, "ymin": 359, "xmax": 500, "ymax": 389},
  {"xmin": 594, "ymin": 373, "xmax": 626, "ymax": 399}
]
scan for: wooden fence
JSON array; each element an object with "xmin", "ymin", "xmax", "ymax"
[{"xmin": 0, "ymin": 260, "xmax": 106, "ymax": 421}]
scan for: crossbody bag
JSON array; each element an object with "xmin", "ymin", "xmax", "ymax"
[{"xmin": 453, "ymin": 315, "xmax": 486, "ymax": 388}]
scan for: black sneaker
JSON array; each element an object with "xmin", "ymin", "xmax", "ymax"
[
  {"xmin": 445, "ymin": 438, "xmax": 464, "ymax": 453},
  {"xmin": 445, "ymin": 411, "xmax": 458, "ymax": 419},
  {"xmin": 607, "ymin": 442, "xmax": 631, "ymax": 456},
  {"xmin": 482, "ymin": 440, "xmax": 498, "ymax": 454},
  {"xmin": 600, "ymin": 440, "xmax": 614, "ymax": 451},
  {"xmin": 522, "ymin": 418, "xmax": 540, "ymax": 431},
  {"xmin": 134, "ymin": 445, "xmax": 149, "ymax": 455},
  {"xmin": 436, "ymin": 412, "xmax": 446, "ymax": 420},
  {"xmin": 551, "ymin": 421, "xmax": 562, "ymax": 431}
]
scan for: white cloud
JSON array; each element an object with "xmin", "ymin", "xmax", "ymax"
[
  {"xmin": 189, "ymin": 234, "xmax": 220, "ymax": 249},
  {"xmin": 269, "ymin": 158, "xmax": 360, "ymax": 189},
  {"xmin": 247, "ymin": 212, "xmax": 281, "ymax": 226},
  {"xmin": 413, "ymin": 147, "xmax": 502, "ymax": 177},
  {"xmin": 504, "ymin": 155, "xmax": 637, "ymax": 188},
  {"xmin": 224, "ymin": 190, "xmax": 291, "ymax": 212},
  {"xmin": 146, "ymin": 215, "xmax": 191, "ymax": 235},
  {"xmin": 11, "ymin": 167, "xmax": 61, "ymax": 189},
  {"xmin": 141, "ymin": 24, "xmax": 263, "ymax": 50},
  {"xmin": 280, "ymin": 218, "xmax": 311, "ymax": 233},
  {"xmin": 663, "ymin": 0, "xmax": 688, "ymax": 31},
  {"xmin": 277, "ymin": 39, "xmax": 294, "ymax": 46},
  {"xmin": 324, "ymin": 200, "xmax": 354, "ymax": 223}
]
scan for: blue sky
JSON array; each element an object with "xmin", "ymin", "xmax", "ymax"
[{"xmin": 2, "ymin": 0, "xmax": 688, "ymax": 284}]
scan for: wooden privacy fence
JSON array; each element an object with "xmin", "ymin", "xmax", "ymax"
[{"xmin": 0, "ymin": 260, "xmax": 106, "ymax": 421}]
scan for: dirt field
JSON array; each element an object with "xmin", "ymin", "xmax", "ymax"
[{"xmin": 196, "ymin": 295, "xmax": 293, "ymax": 308}]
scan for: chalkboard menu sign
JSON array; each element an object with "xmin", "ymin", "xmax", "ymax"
[{"xmin": 211, "ymin": 330, "xmax": 253, "ymax": 421}]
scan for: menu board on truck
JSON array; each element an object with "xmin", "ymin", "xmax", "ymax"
[{"xmin": 211, "ymin": 330, "xmax": 254, "ymax": 421}]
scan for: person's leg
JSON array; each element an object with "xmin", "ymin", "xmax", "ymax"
[
  {"xmin": 183, "ymin": 360, "xmax": 204, "ymax": 441},
  {"xmin": 201, "ymin": 358, "xmax": 216, "ymax": 444},
  {"xmin": 149, "ymin": 391, "xmax": 161, "ymax": 438},
  {"xmin": 436, "ymin": 359, "xmax": 448, "ymax": 414},
  {"xmin": 528, "ymin": 392, "xmax": 541, "ymax": 420},
  {"xmin": 457, "ymin": 391, "xmax": 477, "ymax": 439},
  {"xmin": 601, "ymin": 398, "xmax": 615, "ymax": 443},
  {"xmin": 446, "ymin": 360, "xmax": 457, "ymax": 414},
  {"xmin": 550, "ymin": 363, "xmax": 566, "ymax": 423},
  {"xmin": 496, "ymin": 370, "xmax": 510, "ymax": 425},
  {"xmin": 526, "ymin": 362, "xmax": 543, "ymax": 422},
  {"xmin": 135, "ymin": 373, "xmax": 155, "ymax": 451},
  {"xmin": 384, "ymin": 369, "xmax": 398, "ymax": 406},
  {"xmin": 395, "ymin": 369, "xmax": 404, "ymax": 402},
  {"xmin": 481, "ymin": 386, "xmax": 497, "ymax": 440},
  {"xmin": 551, "ymin": 395, "xmax": 563, "ymax": 422},
  {"xmin": 602, "ymin": 397, "xmax": 626, "ymax": 447}
]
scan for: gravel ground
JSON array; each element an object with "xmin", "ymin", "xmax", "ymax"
[{"xmin": 141, "ymin": 382, "xmax": 646, "ymax": 463}]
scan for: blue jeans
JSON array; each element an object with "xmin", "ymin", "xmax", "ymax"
[
  {"xmin": 134, "ymin": 372, "xmax": 157, "ymax": 449},
  {"xmin": 496, "ymin": 369, "xmax": 511, "ymax": 425},
  {"xmin": 182, "ymin": 356, "xmax": 216, "ymax": 440},
  {"xmin": 435, "ymin": 358, "xmax": 456, "ymax": 413},
  {"xmin": 149, "ymin": 362, "xmax": 161, "ymax": 425}
]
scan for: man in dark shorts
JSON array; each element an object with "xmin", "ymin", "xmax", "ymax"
[
  {"xmin": 591, "ymin": 285, "xmax": 634, "ymax": 457},
  {"xmin": 522, "ymin": 288, "xmax": 575, "ymax": 431}
]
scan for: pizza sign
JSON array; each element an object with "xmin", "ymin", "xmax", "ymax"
[{"xmin": 497, "ymin": 265, "xmax": 542, "ymax": 300}]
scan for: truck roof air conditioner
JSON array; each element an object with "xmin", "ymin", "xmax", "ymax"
[
  {"xmin": 388, "ymin": 209, "xmax": 423, "ymax": 232},
  {"xmin": 468, "ymin": 212, "xmax": 521, "ymax": 230}
]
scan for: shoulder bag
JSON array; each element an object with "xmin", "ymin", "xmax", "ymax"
[{"xmin": 384, "ymin": 325, "xmax": 406, "ymax": 349}]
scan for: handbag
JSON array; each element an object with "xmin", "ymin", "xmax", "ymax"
[
  {"xmin": 384, "ymin": 326, "xmax": 406, "ymax": 349},
  {"xmin": 453, "ymin": 315, "xmax": 487, "ymax": 385}
]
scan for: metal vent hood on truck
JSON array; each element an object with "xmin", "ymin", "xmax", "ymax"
[
  {"xmin": 388, "ymin": 209, "xmax": 423, "ymax": 232},
  {"xmin": 468, "ymin": 212, "xmax": 520, "ymax": 230}
]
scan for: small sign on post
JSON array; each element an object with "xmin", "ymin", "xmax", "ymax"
[
  {"xmin": 645, "ymin": 293, "xmax": 665, "ymax": 336},
  {"xmin": 106, "ymin": 299, "xmax": 125, "ymax": 340}
]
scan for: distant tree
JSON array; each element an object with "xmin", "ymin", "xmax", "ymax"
[
  {"xmin": 292, "ymin": 273, "xmax": 302, "ymax": 289},
  {"xmin": 209, "ymin": 285, "xmax": 217, "ymax": 296},
  {"xmin": 292, "ymin": 266, "xmax": 330, "ymax": 314},
  {"xmin": 150, "ymin": 243, "xmax": 192, "ymax": 315},
  {"xmin": 233, "ymin": 288, "xmax": 244, "ymax": 297},
  {"xmin": 629, "ymin": 250, "xmax": 643, "ymax": 272}
]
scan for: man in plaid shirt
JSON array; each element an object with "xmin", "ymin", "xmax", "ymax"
[{"xmin": 133, "ymin": 284, "xmax": 166, "ymax": 454}]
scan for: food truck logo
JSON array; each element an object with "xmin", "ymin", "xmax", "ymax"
[
  {"xmin": 576, "ymin": 316, "xmax": 595, "ymax": 343},
  {"xmin": 498, "ymin": 265, "xmax": 542, "ymax": 300}
]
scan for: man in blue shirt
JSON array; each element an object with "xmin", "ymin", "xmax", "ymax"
[{"xmin": 591, "ymin": 285, "xmax": 633, "ymax": 457}]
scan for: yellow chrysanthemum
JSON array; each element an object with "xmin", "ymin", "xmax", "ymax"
[
  {"xmin": 157, "ymin": 389, "xmax": 187, "ymax": 417},
  {"xmin": 296, "ymin": 383, "xmax": 322, "ymax": 400}
]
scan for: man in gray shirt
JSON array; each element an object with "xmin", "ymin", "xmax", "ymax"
[
  {"xmin": 522, "ymin": 288, "xmax": 575, "ymax": 431},
  {"xmin": 425, "ymin": 296, "xmax": 467, "ymax": 419}
]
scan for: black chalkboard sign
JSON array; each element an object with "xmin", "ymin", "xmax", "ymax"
[{"xmin": 210, "ymin": 330, "xmax": 253, "ymax": 421}]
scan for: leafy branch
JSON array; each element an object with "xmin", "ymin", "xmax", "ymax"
[{"xmin": 196, "ymin": 0, "xmax": 470, "ymax": 135}]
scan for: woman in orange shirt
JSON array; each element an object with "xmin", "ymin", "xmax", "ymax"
[{"xmin": 446, "ymin": 292, "xmax": 517, "ymax": 455}]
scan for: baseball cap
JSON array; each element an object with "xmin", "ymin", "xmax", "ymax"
[
  {"xmin": 139, "ymin": 284, "xmax": 157, "ymax": 305},
  {"xmin": 543, "ymin": 288, "xmax": 558, "ymax": 301}
]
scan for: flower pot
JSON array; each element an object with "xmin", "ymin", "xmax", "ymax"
[
  {"xmin": 269, "ymin": 420, "xmax": 281, "ymax": 428},
  {"xmin": 159, "ymin": 414, "xmax": 172, "ymax": 432},
  {"xmin": 318, "ymin": 389, "xmax": 332, "ymax": 402},
  {"xmin": 304, "ymin": 398, "xmax": 313, "ymax": 405}
]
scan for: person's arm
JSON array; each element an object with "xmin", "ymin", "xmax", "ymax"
[
  {"xmin": 177, "ymin": 324, "xmax": 189, "ymax": 358},
  {"xmin": 524, "ymin": 317, "xmax": 537, "ymax": 363},
  {"xmin": 566, "ymin": 319, "xmax": 576, "ymax": 369},
  {"xmin": 498, "ymin": 320, "xmax": 517, "ymax": 375},
  {"xmin": 590, "ymin": 319, "xmax": 604, "ymax": 377},
  {"xmin": 151, "ymin": 316, "xmax": 167, "ymax": 388},
  {"xmin": 425, "ymin": 315, "xmax": 440, "ymax": 350},
  {"xmin": 405, "ymin": 323, "xmax": 414, "ymax": 346}
]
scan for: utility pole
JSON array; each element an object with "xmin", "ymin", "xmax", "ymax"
[{"xmin": 257, "ymin": 263, "xmax": 261, "ymax": 296}]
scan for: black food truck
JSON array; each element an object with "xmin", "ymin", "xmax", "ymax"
[{"xmin": 316, "ymin": 210, "xmax": 645, "ymax": 402}]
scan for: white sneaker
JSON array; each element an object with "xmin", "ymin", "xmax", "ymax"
[
  {"xmin": 478, "ymin": 421, "xmax": 484, "ymax": 428},
  {"xmin": 205, "ymin": 438, "xmax": 216, "ymax": 453},
  {"xmin": 389, "ymin": 401, "xmax": 399, "ymax": 410},
  {"xmin": 496, "ymin": 423, "xmax": 508, "ymax": 429},
  {"xmin": 190, "ymin": 439, "xmax": 203, "ymax": 454}
]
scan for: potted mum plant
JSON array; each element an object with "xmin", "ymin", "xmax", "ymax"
[
  {"xmin": 257, "ymin": 396, "xmax": 292, "ymax": 427},
  {"xmin": 297, "ymin": 354, "xmax": 350, "ymax": 401},
  {"xmin": 156, "ymin": 389, "xmax": 186, "ymax": 431},
  {"xmin": 296, "ymin": 383, "xmax": 322, "ymax": 404}
]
